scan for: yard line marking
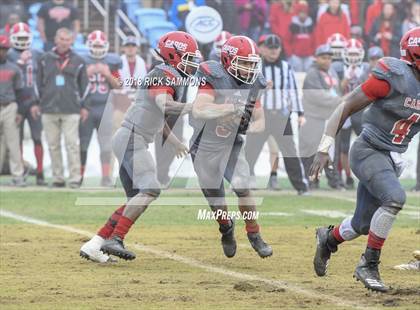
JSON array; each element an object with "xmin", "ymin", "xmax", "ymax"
[
  {"xmin": 302, "ymin": 210, "xmax": 351, "ymax": 218},
  {"xmin": 0, "ymin": 209, "xmax": 375, "ymax": 310},
  {"xmin": 260, "ymin": 212, "xmax": 292, "ymax": 217}
]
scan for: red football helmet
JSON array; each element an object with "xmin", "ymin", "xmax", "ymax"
[
  {"xmin": 327, "ymin": 33, "xmax": 347, "ymax": 61},
  {"xmin": 10, "ymin": 22, "xmax": 32, "ymax": 50},
  {"xmin": 213, "ymin": 31, "xmax": 232, "ymax": 56},
  {"xmin": 157, "ymin": 31, "xmax": 201, "ymax": 76},
  {"xmin": 400, "ymin": 26, "xmax": 420, "ymax": 71},
  {"xmin": 87, "ymin": 30, "xmax": 109, "ymax": 59},
  {"xmin": 343, "ymin": 39, "xmax": 365, "ymax": 66},
  {"xmin": 221, "ymin": 35, "xmax": 261, "ymax": 84}
]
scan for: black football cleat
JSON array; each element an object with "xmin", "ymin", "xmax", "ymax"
[
  {"xmin": 101, "ymin": 236, "xmax": 136, "ymax": 261},
  {"xmin": 219, "ymin": 220, "xmax": 237, "ymax": 258},
  {"xmin": 247, "ymin": 232, "xmax": 272, "ymax": 258},
  {"xmin": 314, "ymin": 226, "xmax": 338, "ymax": 276},
  {"xmin": 354, "ymin": 248, "xmax": 389, "ymax": 293}
]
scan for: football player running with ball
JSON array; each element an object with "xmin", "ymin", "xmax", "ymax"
[
  {"xmin": 310, "ymin": 27, "xmax": 420, "ymax": 292},
  {"xmin": 190, "ymin": 35, "xmax": 272, "ymax": 258},
  {"xmin": 80, "ymin": 31, "xmax": 201, "ymax": 262}
]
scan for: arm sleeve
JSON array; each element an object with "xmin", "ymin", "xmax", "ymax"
[
  {"xmin": 78, "ymin": 63, "xmax": 90, "ymax": 106},
  {"xmin": 148, "ymin": 85, "xmax": 175, "ymax": 98},
  {"xmin": 35, "ymin": 58, "xmax": 43, "ymax": 102},
  {"xmin": 197, "ymin": 82, "xmax": 215, "ymax": 97},
  {"xmin": 360, "ymin": 74, "xmax": 391, "ymax": 101}
]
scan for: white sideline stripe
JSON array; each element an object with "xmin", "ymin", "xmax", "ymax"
[
  {"xmin": 0, "ymin": 209, "xmax": 374, "ymax": 310},
  {"xmin": 302, "ymin": 210, "xmax": 351, "ymax": 218},
  {"xmin": 260, "ymin": 212, "xmax": 292, "ymax": 217}
]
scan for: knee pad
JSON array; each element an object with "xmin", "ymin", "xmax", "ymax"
[
  {"xmin": 141, "ymin": 188, "xmax": 161, "ymax": 198},
  {"xmin": 33, "ymin": 139, "xmax": 42, "ymax": 146},
  {"xmin": 383, "ymin": 188, "xmax": 406, "ymax": 210}
]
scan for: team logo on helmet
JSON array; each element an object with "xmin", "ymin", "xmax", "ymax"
[
  {"xmin": 407, "ymin": 37, "xmax": 419, "ymax": 47},
  {"xmin": 222, "ymin": 44, "xmax": 238, "ymax": 56},
  {"xmin": 164, "ymin": 40, "xmax": 188, "ymax": 52}
]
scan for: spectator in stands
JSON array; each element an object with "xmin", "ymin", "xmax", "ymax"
[
  {"xmin": 402, "ymin": 1, "xmax": 420, "ymax": 34},
  {"xmin": 316, "ymin": 0, "xmax": 350, "ymax": 24},
  {"xmin": 0, "ymin": 34, "xmax": 26, "ymax": 186},
  {"xmin": 37, "ymin": 0, "xmax": 80, "ymax": 51},
  {"xmin": 115, "ymin": 36, "xmax": 147, "ymax": 132},
  {"xmin": 169, "ymin": 0, "xmax": 205, "ymax": 31},
  {"xmin": 1, "ymin": 13, "xmax": 21, "ymax": 35},
  {"xmin": 207, "ymin": 0, "xmax": 239, "ymax": 34},
  {"xmin": 315, "ymin": 0, "xmax": 350, "ymax": 47},
  {"xmin": 287, "ymin": 1, "xmax": 315, "ymax": 72},
  {"xmin": 269, "ymin": 0, "xmax": 298, "ymax": 56},
  {"xmin": 364, "ymin": 0, "xmax": 383, "ymax": 36},
  {"xmin": 370, "ymin": 2, "xmax": 402, "ymax": 58},
  {"xmin": 245, "ymin": 34, "xmax": 308, "ymax": 194},
  {"xmin": 32, "ymin": 28, "xmax": 89, "ymax": 188},
  {"xmin": 0, "ymin": 0, "xmax": 26, "ymax": 31},
  {"xmin": 299, "ymin": 44, "xmax": 343, "ymax": 189},
  {"xmin": 235, "ymin": 0, "xmax": 267, "ymax": 41}
]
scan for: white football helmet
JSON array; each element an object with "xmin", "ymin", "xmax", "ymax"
[
  {"xmin": 87, "ymin": 30, "xmax": 109, "ymax": 59},
  {"xmin": 10, "ymin": 22, "xmax": 32, "ymax": 50},
  {"xmin": 343, "ymin": 39, "xmax": 365, "ymax": 66}
]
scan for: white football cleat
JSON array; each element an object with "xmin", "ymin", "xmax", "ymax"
[{"xmin": 80, "ymin": 235, "xmax": 116, "ymax": 263}]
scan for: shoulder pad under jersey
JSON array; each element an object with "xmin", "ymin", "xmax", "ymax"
[
  {"xmin": 197, "ymin": 60, "xmax": 225, "ymax": 84},
  {"xmin": 154, "ymin": 62, "xmax": 181, "ymax": 79},
  {"xmin": 372, "ymin": 57, "xmax": 406, "ymax": 80}
]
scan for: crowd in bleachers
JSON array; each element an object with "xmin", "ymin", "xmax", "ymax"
[{"xmin": 0, "ymin": 0, "xmax": 419, "ymax": 191}]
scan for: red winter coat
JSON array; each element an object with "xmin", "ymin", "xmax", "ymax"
[
  {"xmin": 314, "ymin": 9, "xmax": 350, "ymax": 47},
  {"xmin": 269, "ymin": 1, "xmax": 298, "ymax": 56},
  {"xmin": 364, "ymin": 0, "xmax": 383, "ymax": 35}
]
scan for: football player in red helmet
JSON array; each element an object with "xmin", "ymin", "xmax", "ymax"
[
  {"xmin": 208, "ymin": 30, "xmax": 232, "ymax": 61},
  {"xmin": 80, "ymin": 31, "xmax": 200, "ymax": 262},
  {"xmin": 80, "ymin": 30, "xmax": 121, "ymax": 187},
  {"xmin": 311, "ymin": 27, "xmax": 419, "ymax": 292},
  {"xmin": 190, "ymin": 35, "xmax": 272, "ymax": 258},
  {"xmin": 7, "ymin": 22, "xmax": 46, "ymax": 185},
  {"xmin": 400, "ymin": 26, "xmax": 420, "ymax": 72}
]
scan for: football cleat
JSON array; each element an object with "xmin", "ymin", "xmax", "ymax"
[
  {"xmin": 80, "ymin": 235, "xmax": 115, "ymax": 263},
  {"xmin": 247, "ymin": 232, "xmax": 273, "ymax": 258},
  {"xmin": 354, "ymin": 248, "xmax": 389, "ymax": 292},
  {"xmin": 219, "ymin": 220, "xmax": 237, "ymax": 258},
  {"xmin": 313, "ymin": 226, "xmax": 338, "ymax": 276},
  {"xmin": 101, "ymin": 236, "xmax": 136, "ymax": 260}
]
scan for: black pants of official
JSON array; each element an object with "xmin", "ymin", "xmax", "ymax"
[
  {"xmin": 245, "ymin": 112, "xmax": 308, "ymax": 191},
  {"xmin": 154, "ymin": 115, "xmax": 184, "ymax": 185}
]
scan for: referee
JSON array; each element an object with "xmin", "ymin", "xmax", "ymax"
[{"xmin": 245, "ymin": 34, "xmax": 308, "ymax": 195}]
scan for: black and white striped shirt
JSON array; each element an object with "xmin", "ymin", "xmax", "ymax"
[{"xmin": 261, "ymin": 59, "xmax": 304, "ymax": 116}]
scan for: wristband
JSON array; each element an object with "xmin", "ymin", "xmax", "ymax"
[{"xmin": 318, "ymin": 134, "xmax": 334, "ymax": 153}]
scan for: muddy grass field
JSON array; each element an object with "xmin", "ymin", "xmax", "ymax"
[{"xmin": 0, "ymin": 188, "xmax": 419, "ymax": 309}]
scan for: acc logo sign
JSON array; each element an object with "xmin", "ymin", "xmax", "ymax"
[
  {"xmin": 222, "ymin": 44, "xmax": 238, "ymax": 56},
  {"xmin": 186, "ymin": 6, "xmax": 222, "ymax": 44},
  {"xmin": 165, "ymin": 40, "xmax": 187, "ymax": 52},
  {"xmin": 407, "ymin": 37, "xmax": 420, "ymax": 47}
]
